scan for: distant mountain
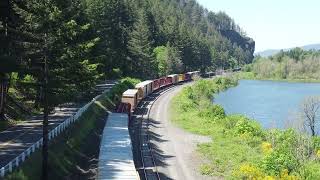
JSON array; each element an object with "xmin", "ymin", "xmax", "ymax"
[{"xmin": 256, "ymin": 43, "xmax": 320, "ymax": 57}]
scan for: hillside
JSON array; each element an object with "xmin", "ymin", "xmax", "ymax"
[
  {"xmin": 0, "ymin": 0, "xmax": 255, "ymax": 121},
  {"xmin": 256, "ymin": 43, "xmax": 320, "ymax": 57}
]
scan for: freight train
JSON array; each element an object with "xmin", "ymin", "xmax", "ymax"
[{"xmin": 117, "ymin": 71, "xmax": 200, "ymax": 114}]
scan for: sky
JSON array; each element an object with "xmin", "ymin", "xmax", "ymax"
[{"xmin": 196, "ymin": 0, "xmax": 320, "ymax": 52}]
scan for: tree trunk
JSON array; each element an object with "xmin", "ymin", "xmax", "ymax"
[
  {"xmin": 0, "ymin": 80, "xmax": 4, "ymax": 120},
  {"xmin": 311, "ymin": 123, "xmax": 315, "ymax": 136},
  {"xmin": 0, "ymin": 76, "xmax": 9, "ymax": 120},
  {"xmin": 42, "ymin": 63, "xmax": 49, "ymax": 180}
]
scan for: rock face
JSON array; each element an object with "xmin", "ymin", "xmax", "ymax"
[{"xmin": 221, "ymin": 30, "xmax": 256, "ymax": 62}]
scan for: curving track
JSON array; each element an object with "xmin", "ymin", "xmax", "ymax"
[{"xmin": 131, "ymin": 83, "xmax": 211, "ymax": 180}]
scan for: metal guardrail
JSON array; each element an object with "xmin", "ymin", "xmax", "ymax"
[{"xmin": 0, "ymin": 94, "xmax": 103, "ymax": 178}]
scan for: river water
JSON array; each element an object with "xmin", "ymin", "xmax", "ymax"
[{"xmin": 214, "ymin": 80, "xmax": 320, "ymax": 129}]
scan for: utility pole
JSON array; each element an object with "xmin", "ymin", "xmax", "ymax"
[{"xmin": 42, "ymin": 33, "xmax": 49, "ymax": 180}]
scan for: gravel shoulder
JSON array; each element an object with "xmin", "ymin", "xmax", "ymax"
[{"xmin": 148, "ymin": 84, "xmax": 214, "ymax": 180}]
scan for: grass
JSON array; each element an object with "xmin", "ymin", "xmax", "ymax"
[
  {"xmin": 170, "ymin": 77, "xmax": 320, "ymax": 179},
  {"xmin": 170, "ymin": 81, "xmax": 262, "ymax": 178}
]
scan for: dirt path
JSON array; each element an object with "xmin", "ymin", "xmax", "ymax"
[{"xmin": 148, "ymin": 84, "xmax": 213, "ymax": 180}]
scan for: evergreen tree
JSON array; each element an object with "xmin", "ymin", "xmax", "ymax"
[{"xmin": 128, "ymin": 10, "xmax": 156, "ymax": 79}]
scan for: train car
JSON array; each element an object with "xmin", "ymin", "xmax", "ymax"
[
  {"xmin": 178, "ymin": 74, "xmax": 185, "ymax": 82},
  {"xmin": 121, "ymin": 89, "xmax": 138, "ymax": 112},
  {"xmin": 168, "ymin": 74, "xmax": 178, "ymax": 84},
  {"xmin": 166, "ymin": 76, "xmax": 173, "ymax": 86},
  {"xmin": 194, "ymin": 71, "xmax": 200, "ymax": 77},
  {"xmin": 135, "ymin": 80, "xmax": 153, "ymax": 99},
  {"xmin": 159, "ymin": 77, "xmax": 167, "ymax": 87},
  {"xmin": 152, "ymin": 79, "xmax": 160, "ymax": 92},
  {"xmin": 184, "ymin": 72, "xmax": 192, "ymax": 81},
  {"xmin": 98, "ymin": 113, "xmax": 137, "ymax": 179}
]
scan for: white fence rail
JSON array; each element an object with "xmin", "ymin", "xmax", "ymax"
[{"xmin": 0, "ymin": 94, "xmax": 103, "ymax": 178}]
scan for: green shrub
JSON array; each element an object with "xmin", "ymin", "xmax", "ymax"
[
  {"xmin": 108, "ymin": 77, "xmax": 140, "ymax": 104},
  {"xmin": 234, "ymin": 116, "xmax": 263, "ymax": 137},
  {"xmin": 300, "ymin": 162, "xmax": 320, "ymax": 179},
  {"xmin": 223, "ymin": 115, "xmax": 242, "ymax": 130},
  {"xmin": 261, "ymin": 149, "xmax": 299, "ymax": 176},
  {"xmin": 312, "ymin": 136, "xmax": 320, "ymax": 151},
  {"xmin": 266, "ymin": 129, "xmax": 298, "ymax": 150},
  {"xmin": 5, "ymin": 170, "xmax": 28, "ymax": 180}
]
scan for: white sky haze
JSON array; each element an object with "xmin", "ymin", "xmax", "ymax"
[{"xmin": 196, "ymin": 0, "xmax": 320, "ymax": 52}]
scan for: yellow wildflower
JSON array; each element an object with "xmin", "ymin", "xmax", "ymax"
[
  {"xmin": 261, "ymin": 142, "xmax": 273, "ymax": 154},
  {"xmin": 316, "ymin": 149, "xmax": 320, "ymax": 158}
]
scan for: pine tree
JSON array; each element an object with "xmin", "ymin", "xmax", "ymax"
[
  {"xmin": 166, "ymin": 42, "xmax": 183, "ymax": 74},
  {"xmin": 128, "ymin": 10, "xmax": 156, "ymax": 79}
]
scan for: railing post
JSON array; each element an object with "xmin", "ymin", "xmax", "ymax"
[
  {"xmin": 15, "ymin": 157, "xmax": 19, "ymax": 167},
  {"xmin": 0, "ymin": 167, "xmax": 4, "ymax": 177},
  {"xmin": 9, "ymin": 162, "xmax": 12, "ymax": 172},
  {"xmin": 58, "ymin": 125, "xmax": 61, "ymax": 134},
  {"xmin": 32, "ymin": 144, "xmax": 35, "ymax": 152},
  {"xmin": 22, "ymin": 152, "xmax": 25, "ymax": 161},
  {"xmin": 27, "ymin": 148, "xmax": 30, "ymax": 156}
]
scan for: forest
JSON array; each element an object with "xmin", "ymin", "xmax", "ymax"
[
  {"xmin": 0, "ymin": 0, "xmax": 254, "ymax": 122},
  {"xmin": 243, "ymin": 48, "xmax": 320, "ymax": 81}
]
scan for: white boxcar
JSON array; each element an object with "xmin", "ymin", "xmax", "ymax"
[
  {"xmin": 135, "ymin": 80, "xmax": 153, "ymax": 98},
  {"xmin": 98, "ymin": 113, "xmax": 138, "ymax": 180},
  {"xmin": 167, "ymin": 74, "xmax": 179, "ymax": 84}
]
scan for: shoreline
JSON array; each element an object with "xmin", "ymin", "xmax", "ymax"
[
  {"xmin": 170, "ymin": 76, "xmax": 320, "ymax": 179},
  {"xmin": 236, "ymin": 72, "xmax": 320, "ymax": 83}
]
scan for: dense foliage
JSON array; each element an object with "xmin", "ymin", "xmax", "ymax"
[
  {"xmin": 0, "ymin": 0, "xmax": 254, "ymax": 121},
  {"xmin": 244, "ymin": 48, "xmax": 320, "ymax": 81},
  {"xmin": 172, "ymin": 77, "xmax": 320, "ymax": 179}
]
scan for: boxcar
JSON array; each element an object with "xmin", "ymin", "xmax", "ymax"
[
  {"xmin": 152, "ymin": 79, "xmax": 160, "ymax": 92},
  {"xmin": 166, "ymin": 76, "xmax": 173, "ymax": 86},
  {"xmin": 135, "ymin": 80, "xmax": 153, "ymax": 99},
  {"xmin": 168, "ymin": 74, "xmax": 178, "ymax": 84},
  {"xmin": 184, "ymin": 73, "xmax": 191, "ymax": 81},
  {"xmin": 178, "ymin": 74, "xmax": 185, "ymax": 82},
  {"xmin": 121, "ymin": 89, "xmax": 138, "ymax": 111},
  {"xmin": 159, "ymin": 77, "xmax": 167, "ymax": 87}
]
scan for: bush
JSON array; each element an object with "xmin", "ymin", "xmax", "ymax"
[
  {"xmin": 108, "ymin": 68, "xmax": 123, "ymax": 79},
  {"xmin": 261, "ymin": 149, "xmax": 299, "ymax": 176},
  {"xmin": 5, "ymin": 170, "xmax": 28, "ymax": 180},
  {"xmin": 300, "ymin": 162, "xmax": 320, "ymax": 179},
  {"xmin": 223, "ymin": 115, "xmax": 242, "ymax": 130},
  {"xmin": 233, "ymin": 164, "xmax": 265, "ymax": 179},
  {"xmin": 234, "ymin": 116, "xmax": 263, "ymax": 137},
  {"xmin": 108, "ymin": 77, "xmax": 140, "ymax": 104}
]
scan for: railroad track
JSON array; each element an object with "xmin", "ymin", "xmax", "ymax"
[{"xmin": 132, "ymin": 86, "xmax": 176, "ymax": 180}]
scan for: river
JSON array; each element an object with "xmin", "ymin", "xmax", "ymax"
[{"xmin": 214, "ymin": 80, "xmax": 320, "ymax": 129}]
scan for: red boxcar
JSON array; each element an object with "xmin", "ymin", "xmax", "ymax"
[
  {"xmin": 159, "ymin": 77, "xmax": 166, "ymax": 87},
  {"xmin": 152, "ymin": 79, "xmax": 160, "ymax": 91},
  {"xmin": 166, "ymin": 76, "xmax": 173, "ymax": 85}
]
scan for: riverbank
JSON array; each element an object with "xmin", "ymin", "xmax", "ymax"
[
  {"xmin": 4, "ymin": 78, "xmax": 140, "ymax": 180},
  {"xmin": 237, "ymin": 72, "xmax": 320, "ymax": 83},
  {"xmin": 171, "ymin": 77, "xmax": 320, "ymax": 179}
]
